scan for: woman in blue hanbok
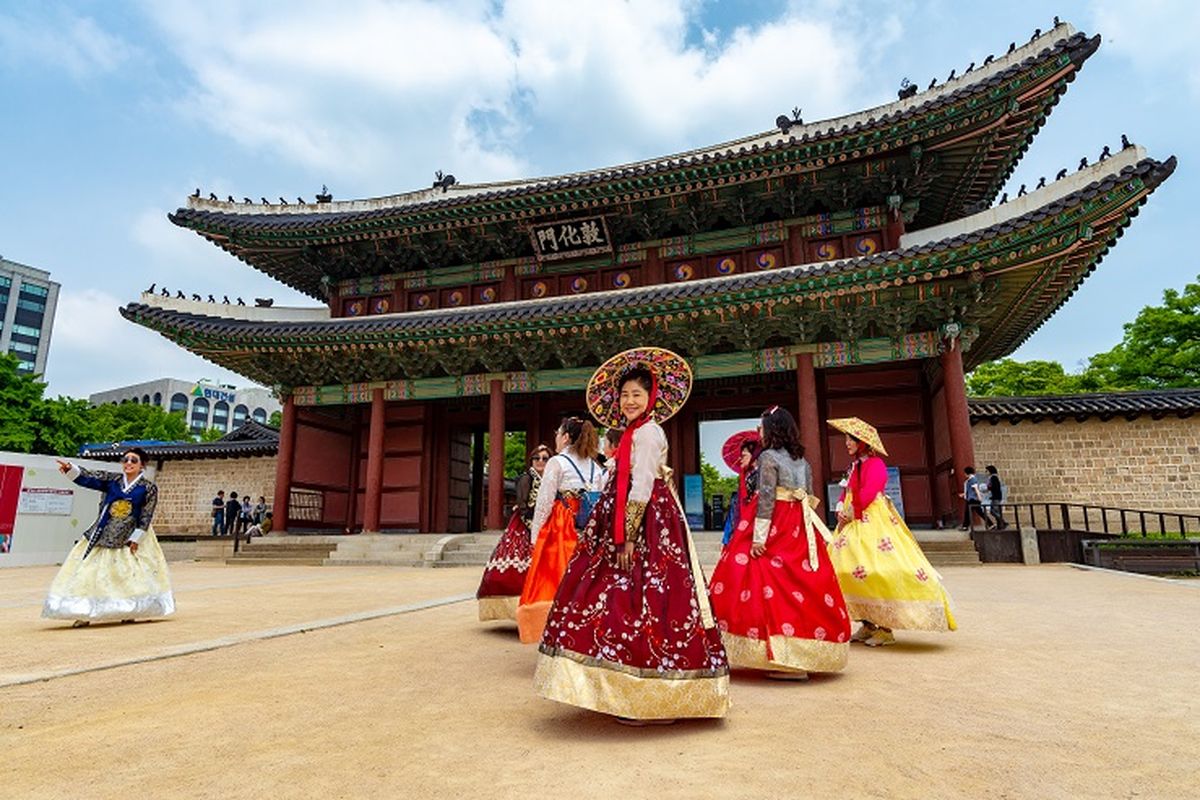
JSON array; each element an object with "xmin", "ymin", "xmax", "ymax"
[{"xmin": 42, "ymin": 447, "xmax": 175, "ymax": 626}]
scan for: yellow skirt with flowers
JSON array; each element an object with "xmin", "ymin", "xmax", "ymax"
[
  {"xmin": 829, "ymin": 494, "xmax": 956, "ymax": 632},
  {"xmin": 42, "ymin": 527, "xmax": 175, "ymax": 623}
]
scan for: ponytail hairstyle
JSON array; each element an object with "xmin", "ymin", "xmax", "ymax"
[
  {"xmin": 559, "ymin": 416, "xmax": 599, "ymax": 461},
  {"xmin": 760, "ymin": 406, "xmax": 804, "ymax": 460}
]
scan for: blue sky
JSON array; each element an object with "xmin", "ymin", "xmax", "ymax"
[{"xmin": 1, "ymin": 0, "xmax": 1196, "ymax": 412}]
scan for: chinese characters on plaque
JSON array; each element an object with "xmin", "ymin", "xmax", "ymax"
[{"xmin": 529, "ymin": 216, "xmax": 612, "ymax": 261}]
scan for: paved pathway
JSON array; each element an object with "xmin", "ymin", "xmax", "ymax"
[{"xmin": 1, "ymin": 563, "xmax": 1196, "ymax": 799}]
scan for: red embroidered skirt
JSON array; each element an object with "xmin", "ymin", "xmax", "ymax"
[
  {"xmin": 534, "ymin": 479, "xmax": 729, "ymax": 719},
  {"xmin": 709, "ymin": 495, "xmax": 850, "ymax": 673},
  {"xmin": 476, "ymin": 509, "xmax": 533, "ymax": 622}
]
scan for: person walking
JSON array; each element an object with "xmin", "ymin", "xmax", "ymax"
[
  {"xmin": 211, "ymin": 490, "xmax": 225, "ymax": 536},
  {"xmin": 516, "ymin": 417, "xmax": 601, "ymax": 643},
  {"xmin": 709, "ymin": 407, "xmax": 849, "ymax": 679},
  {"xmin": 827, "ymin": 418, "xmax": 957, "ymax": 647},
  {"xmin": 959, "ymin": 467, "xmax": 993, "ymax": 531},
  {"xmin": 985, "ymin": 466, "xmax": 1007, "ymax": 529}
]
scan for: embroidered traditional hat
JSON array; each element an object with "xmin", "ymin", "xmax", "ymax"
[
  {"xmin": 721, "ymin": 430, "xmax": 761, "ymax": 472},
  {"xmin": 827, "ymin": 417, "xmax": 889, "ymax": 456},
  {"xmin": 586, "ymin": 347, "xmax": 692, "ymax": 429}
]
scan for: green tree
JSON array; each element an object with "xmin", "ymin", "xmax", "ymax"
[
  {"xmin": 268, "ymin": 410, "xmax": 282, "ymax": 427},
  {"xmin": 0, "ymin": 353, "xmax": 46, "ymax": 452},
  {"xmin": 700, "ymin": 458, "xmax": 738, "ymax": 504},
  {"xmin": 88, "ymin": 403, "xmax": 189, "ymax": 444},
  {"xmin": 32, "ymin": 397, "xmax": 95, "ymax": 456},
  {"xmin": 1079, "ymin": 279, "xmax": 1200, "ymax": 389},
  {"xmin": 198, "ymin": 426, "xmax": 227, "ymax": 442},
  {"xmin": 965, "ymin": 358, "xmax": 1082, "ymax": 397}
]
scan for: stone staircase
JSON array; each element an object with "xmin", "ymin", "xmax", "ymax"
[
  {"xmin": 221, "ymin": 528, "xmax": 978, "ymax": 568},
  {"xmin": 225, "ymin": 536, "xmax": 341, "ymax": 566},
  {"xmin": 912, "ymin": 530, "xmax": 982, "ymax": 566}
]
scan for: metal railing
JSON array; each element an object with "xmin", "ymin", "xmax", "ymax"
[{"xmin": 970, "ymin": 502, "xmax": 1200, "ymax": 537}]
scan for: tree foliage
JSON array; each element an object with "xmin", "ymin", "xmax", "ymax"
[
  {"xmin": 968, "ymin": 276, "xmax": 1200, "ymax": 396},
  {"xmin": 700, "ymin": 458, "xmax": 738, "ymax": 503},
  {"xmin": 0, "ymin": 355, "xmax": 190, "ymax": 456}
]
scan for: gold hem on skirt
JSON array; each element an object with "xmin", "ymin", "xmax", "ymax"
[
  {"xmin": 534, "ymin": 650, "xmax": 729, "ymax": 719},
  {"xmin": 477, "ymin": 595, "xmax": 519, "ymax": 622},
  {"xmin": 722, "ymin": 632, "xmax": 847, "ymax": 673},
  {"xmin": 842, "ymin": 594, "xmax": 955, "ymax": 632},
  {"xmin": 516, "ymin": 600, "xmax": 552, "ymax": 644}
]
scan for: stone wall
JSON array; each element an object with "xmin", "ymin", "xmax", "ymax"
[
  {"xmin": 972, "ymin": 416, "xmax": 1200, "ymax": 528},
  {"xmin": 150, "ymin": 457, "xmax": 277, "ymax": 533}
]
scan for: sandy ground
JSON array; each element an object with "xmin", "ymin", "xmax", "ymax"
[{"xmin": 1, "ymin": 562, "xmax": 1197, "ymax": 800}]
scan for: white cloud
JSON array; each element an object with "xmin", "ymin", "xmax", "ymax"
[
  {"xmin": 1093, "ymin": 0, "xmax": 1200, "ymax": 101},
  {"xmin": 140, "ymin": 0, "xmax": 880, "ymax": 187},
  {"xmin": 0, "ymin": 8, "xmax": 135, "ymax": 78},
  {"xmin": 43, "ymin": 288, "xmax": 255, "ymax": 398}
]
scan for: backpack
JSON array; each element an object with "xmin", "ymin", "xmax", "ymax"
[{"xmin": 558, "ymin": 454, "xmax": 600, "ymax": 530}]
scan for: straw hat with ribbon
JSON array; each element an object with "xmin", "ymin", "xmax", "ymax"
[{"xmin": 826, "ymin": 417, "xmax": 888, "ymax": 456}]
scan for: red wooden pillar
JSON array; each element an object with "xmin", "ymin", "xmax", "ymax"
[
  {"xmin": 796, "ymin": 352, "xmax": 824, "ymax": 489},
  {"xmin": 487, "ymin": 379, "xmax": 506, "ymax": 530},
  {"xmin": 272, "ymin": 396, "xmax": 297, "ymax": 532},
  {"xmin": 940, "ymin": 342, "xmax": 976, "ymax": 510},
  {"xmin": 363, "ymin": 389, "xmax": 386, "ymax": 533}
]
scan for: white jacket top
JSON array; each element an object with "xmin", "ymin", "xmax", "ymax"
[{"xmin": 529, "ymin": 447, "xmax": 601, "ymax": 540}]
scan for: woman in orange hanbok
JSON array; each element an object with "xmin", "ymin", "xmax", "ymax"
[
  {"xmin": 516, "ymin": 418, "xmax": 601, "ymax": 643},
  {"xmin": 827, "ymin": 417, "xmax": 957, "ymax": 647}
]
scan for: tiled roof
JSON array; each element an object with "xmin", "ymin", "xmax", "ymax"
[
  {"xmin": 970, "ymin": 388, "xmax": 1200, "ymax": 423},
  {"xmin": 79, "ymin": 423, "xmax": 280, "ymax": 460},
  {"xmin": 167, "ymin": 25, "xmax": 1101, "ymax": 298},
  {"xmin": 125, "ymin": 156, "xmax": 1175, "ymax": 343}
]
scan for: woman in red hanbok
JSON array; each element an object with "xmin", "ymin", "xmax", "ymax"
[
  {"xmin": 710, "ymin": 407, "xmax": 849, "ymax": 679},
  {"xmin": 535, "ymin": 348, "xmax": 729, "ymax": 722},
  {"xmin": 516, "ymin": 419, "xmax": 601, "ymax": 643},
  {"xmin": 477, "ymin": 445, "xmax": 551, "ymax": 622}
]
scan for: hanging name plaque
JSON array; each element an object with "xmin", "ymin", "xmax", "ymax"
[{"xmin": 529, "ymin": 216, "xmax": 612, "ymax": 262}]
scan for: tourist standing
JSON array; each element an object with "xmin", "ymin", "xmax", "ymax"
[
  {"xmin": 42, "ymin": 448, "xmax": 175, "ymax": 626},
  {"xmin": 239, "ymin": 492, "xmax": 254, "ymax": 536},
  {"xmin": 253, "ymin": 496, "xmax": 268, "ymax": 525},
  {"xmin": 985, "ymin": 466, "xmax": 1007, "ymax": 529},
  {"xmin": 535, "ymin": 347, "xmax": 729, "ymax": 722},
  {"xmin": 211, "ymin": 490, "xmax": 225, "ymax": 536},
  {"xmin": 477, "ymin": 445, "xmax": 550, "ymax": 622},
  {"xmin": 710, "ymin": 407, "xmax": 849, "ymax": 678},
  {"xmin": 599, "ymin": 427, "xmax": 622, "ymax": 490},
  {"xmin": 826, "ymin": 418, "xmax": 956, "ymax": 646},
  {"xmin": 516, "ymin": 418, "xmax": 601, "ymax": 643},
  {"xmin": 224, "ymin": 491, "xmax": 241, "ymax": 536}
]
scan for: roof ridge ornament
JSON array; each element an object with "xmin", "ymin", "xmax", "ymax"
[
  {"xmin": 433, "ymin": 171, "xmax": 457, "ymax": 193},
  {"xmin": 775, "ymin": 107, "xmax": 803, "ymax": 134},
  {"xmin": 316, "ymin": 184, "xmax": 332, "ymax": 203}
]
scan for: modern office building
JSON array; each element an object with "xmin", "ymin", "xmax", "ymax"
[
  {"xmin": 0, "ymin": 256, "xmax": 60, "ymax": 375},
  {"xmin": 89, "ymin": 378, "xmax": 281, "ymax": 434}
]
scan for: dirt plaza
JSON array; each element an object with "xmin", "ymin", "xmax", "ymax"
[{"xmin": 1, "ymin": 562, "xmax": 1197, "ymax": 800}]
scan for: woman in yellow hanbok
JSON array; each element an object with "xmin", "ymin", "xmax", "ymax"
[
  {"xmin": 42, "ymin": 447, "xmax": 175, "ymax": 626},
  {"xmin": 827, "ymin": 418, "xmax": 955, "ymax": 646}
]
